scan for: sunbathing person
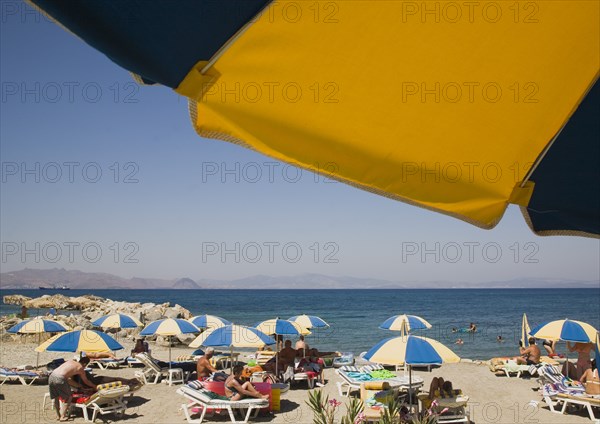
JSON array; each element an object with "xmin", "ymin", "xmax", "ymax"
[
  {"xmin": 580, "ymin": 360, "xmax": 598, "ymax": 384},
  {"xmin": 83, "ymin": 351, "xmax": 118, "ymax": 360},
  {"xmin": 306, "ymin": 347, "xmax": 339, "ymax": 358},
  {"xmin": 514, "ymin": 337, "xmax": 541, "ymax": 365},
  {"xmin": 49, "ymin": 356, "xmax": 96, "ymax": 421},
  {"xmin": 224, "ymin": 365, "xmax": 269, "ymax": 401}
]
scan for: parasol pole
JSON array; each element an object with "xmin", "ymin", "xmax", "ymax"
[
  {"xmin": 169, "ymin": 336, "xmax": 172, "ymax": 370},
  {"xmin": 230, "ymin": 345, "xmax": 234, "ymax": 375}
]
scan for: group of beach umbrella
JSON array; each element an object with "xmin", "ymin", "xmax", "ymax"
[{"xmin": 9, "ymin": 312, "xmax": 598, "ymax": 382}]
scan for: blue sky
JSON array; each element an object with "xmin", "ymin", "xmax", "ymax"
[{"xmin": 1, "ymin": 1, "xmax": 599, "ymax": 284}]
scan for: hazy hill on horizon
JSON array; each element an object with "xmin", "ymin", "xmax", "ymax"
[{"xmin": 0, "ymin": 268, "xmax": 598, "ymax": 290}]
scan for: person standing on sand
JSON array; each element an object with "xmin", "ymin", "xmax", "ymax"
[
  {"xmin": 49, "ymin": 356, "xmax": 96, "ymax": 421},
  {"xmin": 563, "ymin": 342, "xmax": 594, "ymax": 379},
  {"xmin": 295, "ymin": 335, "xmax": 309, "ymax": 356}
]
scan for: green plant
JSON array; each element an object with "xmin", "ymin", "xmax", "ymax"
[{"xmin": 306, "ymin": 390, "xmax": 364, "ymax": 424}]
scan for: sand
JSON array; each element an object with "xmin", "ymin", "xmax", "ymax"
[{"xmin": 0, "ymin": 341, "xmax": 597, "ymax": 423}]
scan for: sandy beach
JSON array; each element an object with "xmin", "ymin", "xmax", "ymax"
[{"xmin": 1, "ymin": 340, "xmax": 597, "ymax": 424}]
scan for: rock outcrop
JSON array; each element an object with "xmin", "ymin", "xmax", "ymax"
[{"xmin": 1, "ymin": 294, "xmax": 194, "ymax": 345}]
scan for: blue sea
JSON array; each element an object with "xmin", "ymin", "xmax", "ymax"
[{"xmin": 1, "ymin": 289, "xmax": 599, "ymax": 360}]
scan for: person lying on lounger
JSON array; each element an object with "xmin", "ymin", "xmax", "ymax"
[
  {"xmin": 224, "ymin": 365, "xmax": 269, "ymax": 401},
  {"xmin": 83, "ymin": 351, "xmax": 118, "ymax": 360}
]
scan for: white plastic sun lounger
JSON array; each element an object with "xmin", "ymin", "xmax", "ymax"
[
  {"xmin": 72, "ymin": 386, "xmax": 130, "ymax": 422},
  {"xmin": 177, "ymin": 385, "xmax": 268, "ymax": 423}
]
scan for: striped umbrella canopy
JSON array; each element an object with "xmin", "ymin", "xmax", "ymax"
[
  {"xmin": 92, "ymin": 313, "xmax": 142, "ymax": 329},
  {"xmin": 288, "ymin": 315, "xmax": 329, "ymax": 329},
  {"xmin": 35, "ymin": 330, "xmax": 123, "ymax": 353},
  {"xmin": 379, "ymin": 315, "xmax": 432, "ymax": 332},
  {"xmin": 364, "ymin": 334, "xmax": 460, "ymax": 412},
  {"xmin": 27, "ymin": 1, "xmax": 600, "ymax": 237},
  {"xmin": 188, "ymin": 315, "xmax": 231, "ymax": 330},
  {"xmin": 254, "ymin": 318, "xmax": 311, "ymax": 336},
  {"xmin": 9, "ymin": 317, "xmax": 70, "ymax": 367},
  {"xmin": 8, "ymin": 318, "xmax": 69, "ymax": 334},
  {"xmin": 595, "ymin": 332, "xmax": 600, "ymax": 360},
  {"xmin": 140, "ymin": 318, "xmax": 199, "ymax": 367},
  {"xmin": 529, "ymin": 319, "xmax": 598, "ymax": 343},
  {"xmin": 190, "ymin": 324, "xmax": 276, "ymax": 373}
]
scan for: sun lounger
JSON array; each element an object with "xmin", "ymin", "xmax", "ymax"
[
  {"xmin": 541, "ymin": 382, "xmax": 598, "ymax": 420},
  {"xmin": 88, "ymin": 358, "xmax": 123, "ymax": 370},
  {"xmin": 134, "ymin": 353, "xmax": 184, "ymax": 385},
  {"xmin": 333, "ymin": 352, "xmax": 354, "ymax": 368},
  {"xmin": 337, "ymin": 369, "xmax": 424, "ymax": 392},
  {"xmin": 254, "ymin": 351, "xmax": 276, "ymax": 366},
  {"xmin": 177, "ymin": 385, "xmax": 269, "ymax": 423},
  {"xmin": 419, "ymin": 389, "xmax": 470, "ymax": 423},
  {"xmin": 0, "ymin": 368, "xmax": 45, "ymax": 386},
  {"xmin": 502, "ymin": 360, "xmax": 532, "ymax": 378},
  {"xmin": 71, "ymin": 385, "xmax": 130, "ymax": 422},
  {"xmin": 359, "ymin": 382, "xmax": 399, "ymax": 423},
  {"xmin": 281, "ymin": 365, "xmax": 317, "ymax": 388}
]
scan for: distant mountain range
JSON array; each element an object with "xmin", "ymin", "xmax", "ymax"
[{"xmin": 0, "ymin": 268, "xmax": 598, "ymax": 290}]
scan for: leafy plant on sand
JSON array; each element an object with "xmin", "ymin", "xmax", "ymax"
[
  {"xmin": 307, "ymin": 391, "xmax": 449, "ymax": 424},
  {"xmin": 306, "ymin": 389, "xmax": 363, "ymax": 424}
]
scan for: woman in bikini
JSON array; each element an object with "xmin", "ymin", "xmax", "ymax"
[{"xmin": 224, "ymin": 365, "xmax": 269, "ymax": 401}]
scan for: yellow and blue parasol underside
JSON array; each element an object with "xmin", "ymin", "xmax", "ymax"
[{"xmin": 29, "ymin": 0, "xmax": 600, "ymax": 237}]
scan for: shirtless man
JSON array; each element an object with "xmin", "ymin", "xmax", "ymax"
[
  {"xmin": 48, "ymin": 356, "xmax": 96, "ymax": 421},
  {"xmin": 278, "ymin": 340, "xmax": 298, "ymax": 370},
  {"xmin": 196, "ymin": 347, "xmax": 218, "ymax": 379},
  {"xmin": 515, "ymin": 337, "xmax": 541, "ymax": 365}
]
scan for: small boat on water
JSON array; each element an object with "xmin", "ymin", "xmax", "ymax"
[{"xmin": 39, "ymin": 284, "xmax": 70, "ymax": 290}]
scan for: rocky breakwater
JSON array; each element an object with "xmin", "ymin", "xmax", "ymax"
[{"xmin": 2, "ymin": 294, "xmax": 195, "ymax": 346}]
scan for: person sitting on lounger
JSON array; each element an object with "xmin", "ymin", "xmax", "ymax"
[
  {"xmin": 515, "ymin": 337, "xmax": 541, "ymax": 365},
  {"xmin": 224, "ymin": 365, "xmax": 269, "ymax": 401},
  {"xmin": 278, "ymin": 340, "xmax": 298, "ymax": 370},
  {"xmin": 49, "ymin": 356, "xmax": 96, "ymax": 421},
  {"xmin": 196, "ymin": 347, "xmax": 225, "ymax": 381},
  {"xmin": 298, "ymin": 355, "xmax": 325, "ymax": 386},
  {"xmin": 131, "ymin": 338, "xmax": 150, "ymax": 356}
]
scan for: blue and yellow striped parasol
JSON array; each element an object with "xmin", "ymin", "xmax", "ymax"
[
  {"xmin": 92, "ymin": 313, "xmax": 142, "ymax": 329},
  {"xmin": 288, "ymin": 315, "xmax": 329, "ymax": 329},
  {"xmin": 380, "ymin": 315, "xmax": 432, "ymax": 332},
  {"xmin": 529, "ymin": 319, "xmax": 597, "ymax": 343},
  {"xmin": 140, "ymin": 319, "xmax": 199, "ymax": 367},
  {"xmin": 187, "ymin": 315, "xmax": 231, "ymax": 330},
  {"xmin": 8, "ymin": 318, "xmax": 69, "ymax": 334},
  {"xmin": 35, "ymin": 330, "xmax": 123, "ymax": 353}
]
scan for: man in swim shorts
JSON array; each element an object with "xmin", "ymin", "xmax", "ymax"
[
  {"xmin": 49, "ymin": 356, "xmax": 96, "ymax": 421},
  {"xmin": 515, "ymin": 337, "xmax": 541, "ymax": 365}
]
